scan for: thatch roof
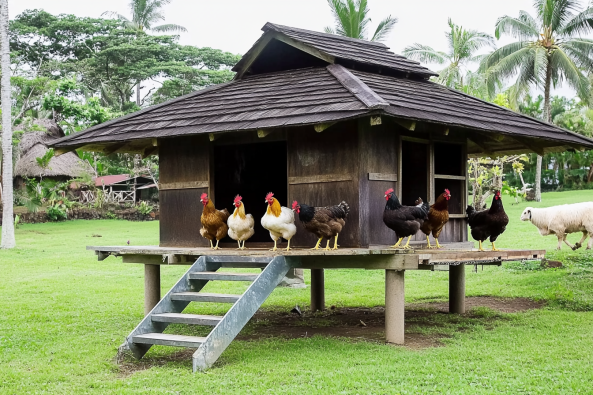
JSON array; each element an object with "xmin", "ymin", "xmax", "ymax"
[{"xmin": 14, "ymin": 119, "xmax": 93, "ymax": 178}]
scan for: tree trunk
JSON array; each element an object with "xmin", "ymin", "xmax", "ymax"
[
  {"xmin": 536, "ymin": 58, "xmax": 553, "ymax": 202},
  {"xmin": 136, "ymin": 80, "xmax": 141, "ymax": 107},
  {"xmin": 0, "ymin": 0, "xmax": 15, "ymax": 248}
]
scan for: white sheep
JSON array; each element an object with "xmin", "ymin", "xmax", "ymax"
[{"xmin": 520, "ymin": 202, "xmax": 593, "ymax": 250}]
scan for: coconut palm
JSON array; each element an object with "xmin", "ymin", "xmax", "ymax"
[
  {"xmin": 403, "ymin": 19, "xmax": 495, "ymax": 89},
  {"xmin": 103, "ymin": 0, "xmax": 187, "ymax": 33},
  {"xmin": 324, "ymin": 0, "xmax": 397, "ymax": 42},
  {"xmin": 481, "ymin": 0, "xmax": 593, "ymax": 201},
  {"xmin": 0, "ymin": 0, "xmax": 15, "ymax": 248}
]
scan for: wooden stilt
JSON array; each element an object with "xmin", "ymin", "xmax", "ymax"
[
  {"xmin": 144, "ymin": 264, "xmax": 161, "ymax": 315},
  {"xmin": 449, "ymin": 264, "xmax": 465, "ymax": 314},
  {"xmin": 310, "ymin": 268, "xmax": 325, "ymax": 312},
  {"xmin": 385, "ymin": 269, "xmax": 405, "ymax": 344}
]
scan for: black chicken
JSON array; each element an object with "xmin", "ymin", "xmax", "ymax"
[
  {"xmin": 383, "ymin": 188, "xmax": 429, "ymax": 249},
  {"xmin": 466, "ymin": 190, "xmax": 509, "ymax": 251},
  {"xmin": 292, "ymin": 201, "xmax": 349, "ymax": 250}
]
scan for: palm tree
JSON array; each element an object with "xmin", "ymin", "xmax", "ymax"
[
  {"xmin": 324, "ymin": 0, "xmax": 397, "ymax": 42},
  {"xmin": 103, "ymin": 0, "xmax": 187, "ymax": 105},
  {"xmin": 0, "ymin": 0, "xmax": 15, "ymax": 248},
  {"xmin": 481, "ymin": 0, "xmax": 593, "ymax": 201},
  {"xmin": 403, "ymin": 19, "xmax": 495, "ymax": 89}
]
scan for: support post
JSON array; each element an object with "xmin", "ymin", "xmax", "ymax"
[
  {"xmin": 449, "ymin": 264, "xmax": 465, "ymax": 314},
  {"xmin": 310, "ymin": 268, "xmax": 325, "ymax": 312},
  {"xmin": 144, "ymin": 264, "xmax": 161, "ymax": 315},
  {"xmin": 385, "ymin": 270, "xmax": 405, "ymax": 344}
]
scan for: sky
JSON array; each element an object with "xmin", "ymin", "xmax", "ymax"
[{"xmin": 12, "ymin": 0, "xmax": 577, "ymax": 97}]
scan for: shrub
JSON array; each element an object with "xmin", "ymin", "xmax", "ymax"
[
  {"xmin": 137, "ymin": 201, "xmax": 154, "ymax": 216},
  {"xmin": 47, "ymin": 205, "xmax": 68, "ymax": 221}
]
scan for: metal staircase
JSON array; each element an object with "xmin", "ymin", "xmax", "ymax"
[{"xmin": 119, "ymin": 255, "xmax": 291, "ymax": 372}]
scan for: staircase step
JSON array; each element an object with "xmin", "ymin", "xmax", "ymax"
[
  {"xmin": 151, "ymin": 313, "xmax": 223, "ymax": 325},
  {"xmin": 206, "ymin": 256, "xmax": 272, "ymax": 268},
  {"xmin": 171, "ymin": 292, "xmax": 241, "ymax": 303},
  {"xmin": 132, "ymin": 333, "xmax": 206, "ymax": 348},
  {"xmin": 189, "ymin": 271, "xmax": 259, "ymax": 281}
]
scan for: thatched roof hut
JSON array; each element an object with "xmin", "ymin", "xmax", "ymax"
[{"xmin": 14, "ymin": 119, "xmax": 93, "ymax": 181}]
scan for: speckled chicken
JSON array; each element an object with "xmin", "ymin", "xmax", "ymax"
[{"xmin": 292, "ymin": 200, "xmax": 350, "ymax": 250}]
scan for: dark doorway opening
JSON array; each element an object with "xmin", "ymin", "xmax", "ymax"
[
  {"xmin": 214, "ymin": 141, "xmax": 288, "ymax": 244},
  {"xmin": 401, "ymin": 140, "xmax": 428, "ymax": 205}
]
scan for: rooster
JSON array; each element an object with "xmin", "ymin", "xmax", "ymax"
[
  {"xmin": 292, "ymin": 200, "xmax": 349, "ymax": 250},
  {"xmin": 420, "ymin": 189, "xmax": 451, "ymax": 249},
  {"xmin": 200, "ymin": 193, "xmax": 230, "ymax": 250},
  {"xmin": 261, "ymin": 192, "xmax": 297, "ymax": 251},
  {"xmin": 383, "ymin": 188, "xmax": 429, "ymax": 249},
  {"xmin": 467, "ymin": 190, "xmax": 509, "ymax": 251},
  {"xmin": 227, "ymin": 195, "xmax": 254, "ymax": 250}
]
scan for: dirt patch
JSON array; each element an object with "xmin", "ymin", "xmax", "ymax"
[
  {"xmin": 117, "ymin": 297, "xmax": 543, "ymax": 375},
  {"xmin": 412, "ymin": 296, "xmax": 545, "ymax": 313}
]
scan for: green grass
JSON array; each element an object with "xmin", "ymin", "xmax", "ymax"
[{"xmin": 1, "ymin": 190, "xmax": 592, "ymax": 394}]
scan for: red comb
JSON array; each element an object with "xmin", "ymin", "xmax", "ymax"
[
  {"xmin": 265, "ymin": 192, "xmax": 274, "ymax": 200},
  {"xmin": 234, "ymin": 195, "xmax": 242, "ymax": 203},
  {"xmin": 292, "ymin": 201, "xmax": 298, "ymax": 210},
  {"xmin": 445, "ymin": 189, "xmax": 450, "ymax": 195},
  {"xmin": 385, "ymin": 188, "xmax": 394, "ymax": 195},
  {"xmin": 200, "ymin": 193, "xmax": 208, "ymax": 200}
]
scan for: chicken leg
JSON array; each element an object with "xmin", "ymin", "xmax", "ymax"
[
  {"xmin": 213, "ymin": 240, "xmax": 221, "ymax": 250},
  {"xmin": 324, "ymin": 240, "xmax": 331, "ymax": 251},
  {"xmin": 312, "ymin": 238, "xmax": 323, "ymax": 250},
  {"xmin": 241, "ymin": 240, "xmax": 247, "ymax": 250},
  {"xmin": 435, "ymin": 238, "xmax": 442, "ymax": 249},
  {"xmin": 332, "ymin": 234, "xmax": 339, "ymax": 250},
  {"xmin": 237, "ymin": 240, "xmax": 242, "ymax": 250},
  {"xmin": 285, "ymin": 239, "xmax": 291, "ymax": 252},
  {"xmin": 477, "ymin": 240, "xmax": 485, "ymax": 251},
  {"xmin": 426, "ymin": 235, "xmax": 432, "ymax": 249},
  {"xmin": 401, "ymin": 237, "xmax": 412, "ymax": 250},
  {"xmin": 491, "ymin": 242, "xmax": 501, "ymax": 251},
  {"xmin": 209, "ymin": 240, "xmax": 214, "ymax": 249},
  {"xmin": 270, "ymin": 239, "xmax": 278, "ymax": 252},
  {"xmin": 391, "ymin": 237, "xmax": 404, "ymax": 249}
]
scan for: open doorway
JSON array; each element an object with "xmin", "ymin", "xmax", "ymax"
[
  {"xmin": 214, "ymin": 141, "xmax": 288, "ymax": 244},
  {"xmin": 400, "ymin": 140, "xmax": 429, "ymax": 205}
]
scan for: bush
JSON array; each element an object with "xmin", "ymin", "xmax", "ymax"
[
  {"xmin": 136, "ymin": 201, "xmax": 154, "ymax": 215},
  {"xmin": 47, "ymin": 205, "xmax": 68, "ymax": 221}
]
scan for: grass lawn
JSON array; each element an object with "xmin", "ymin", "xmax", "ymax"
[{"xmin": 1, "ymin": 190, "xmax": 592, "ymax": 394}]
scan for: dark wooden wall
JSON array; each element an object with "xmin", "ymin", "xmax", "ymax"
[
  {"xmin": 159, "ymin": 135, "xmax": 210, "ymax": 247},
  {"xmin": 287, "ymin": 122, "xmax": 361, "ymax": 248},
  {"xmin": 358, "ymin": 118, "xmax": 398, "ymax": 246}
]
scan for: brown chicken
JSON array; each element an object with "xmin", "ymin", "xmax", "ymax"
[
  {"xmin": 292, "ymin": 200, "xmax": 349, "ymax": 250},
  {"xmin": 420, "ymin": 189, "xmax": 451, "ymax": 249},
  {"xmin": 200, "ymin": 193, "xmax": 230, "ymax": 250}
]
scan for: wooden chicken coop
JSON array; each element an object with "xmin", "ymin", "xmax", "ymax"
[{"xmin": 52, "ymin": 23, "xmax": 593, "ymax": 371}]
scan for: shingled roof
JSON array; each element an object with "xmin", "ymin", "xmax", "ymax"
[{"xmin": 51, "ymin": 23, "xmax": 593, "ymax": 153}]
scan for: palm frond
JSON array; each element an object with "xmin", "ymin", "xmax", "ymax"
[
  {"xmin": 495, "ymin": 15, "xmax": 539, "ymax": 40},
  {"xmin": 559, "ymin": 6, "xmax": 593, "ymax": 36},
  {"xmin": 371, "ymin": 15, "xmax": 397, "ymax": 42},
  {"xmin": 481, "ymin": 41, "xmax": 529, "ymax": 69},
  {"xmin": 101, "ymin": 11, "xmax": 131, "ymax": 23},
  {"xmin": 485, "ymin": 46, "xmax": 534, "ymax": 82},
  {"xmin": 152, "ymin": 23, "xmax": 187, "ymax": 33},
  {"xmin": 402, "ymin": 43, "xmax": 448, "ymax": 64},
  {"xmin": 324, "ymin": 26, "xmax": 336, "ymax": 34},
  {"xmin": 561, "ymin": 38, "xmax": 593, "ymax": 68},
  {"xmin": 551, "ymin": 48, "xmax": 590, "ymax": 98},
  {"xmin": 533, "ymin": 46, "xmax": 548, "ymax": 83}
]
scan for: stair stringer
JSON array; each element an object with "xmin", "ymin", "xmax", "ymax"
[
  {"xmin": 192, "ymin": 255, "xmax": 292, "ymax": 372},
  {"xmin": 121, "ymin": 256, "xmax": 221, "ymax": 359}
]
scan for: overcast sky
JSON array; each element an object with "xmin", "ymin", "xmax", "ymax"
[{"xmin": 13, "ymin": 0, "xmax": 577, "ymax": 97}]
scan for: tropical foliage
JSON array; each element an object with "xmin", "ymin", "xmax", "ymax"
[{"xmin": 324, "ymin": 0, "xmax": 397, "ymax": 42}]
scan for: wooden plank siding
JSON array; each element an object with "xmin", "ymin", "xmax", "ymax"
[
  {"xmin": 288, "ymin": 122, "xmax": 361, "ymax": 248},
  {"xmin": 159, "ymin": 136, "xmax": 210, "ymax": 247}
]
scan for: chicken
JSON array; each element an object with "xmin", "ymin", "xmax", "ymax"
[
  {"xmin": 292, "ymin": 200, "xmax": 349, "ymax": 250},
  {"xmin": 261, "ymin": 192, "xmax": 297, "ymax": 251},
  {"xmin": 200, "ymin": 193, "xmax": 230, "ymax": 250},
  {"xmin": 467, "ymin": 190, "xmax": 509, "ymax": 251},
  {"xmin": 227, "ymin": 195, "xmax": 255, "ymax": 250},
  {"xmin": 420, "ymin": 189, "xmax": 451, "ymax": 249},
  {"xmin": 383, "ymin": 188, "xmax": 429, "ymax": 249}
]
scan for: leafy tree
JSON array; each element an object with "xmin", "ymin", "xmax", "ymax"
[
  {"xmin": 481, "ymin": 0, "xmax": 593, "ymax": 201},
  {"xmin": 324, "ymin": 0, "xmax": 397, "ymax": 42},
  {"xmin": 403, "ymin": 19, "xmax": 495, "ymax": 88},
  {"xmin": 518, "ymin": 94, "xmax": 544, "ymax": 119}
]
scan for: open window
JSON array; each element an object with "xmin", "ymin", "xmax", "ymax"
[
  {"xmin": 433, "ymin": 142, "xmax": 466, "ymax": 214},
  {"xmin": 400, "ymin": 140, "xmax": 429, "ymax": 205}
]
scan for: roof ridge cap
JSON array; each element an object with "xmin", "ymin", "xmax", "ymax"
[
  {"xmin": 263, "ymin": 22, "xmax": 388, "ymax": 48},
  {"xmin": 327, "ymin": 64, "xmax": 389, "ymax": 109},
  {"xmin": 51, "ymin": 81, "xmax": 235, "ymax": 147}
]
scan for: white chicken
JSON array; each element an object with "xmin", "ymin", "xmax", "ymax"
[
  {"xmin": 261, "ymin": 192, "xmax": 297, "ymax": 251},
  {"xmin": 227, "ymin": 195, "xmax": 255, "ymax": 250}
]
